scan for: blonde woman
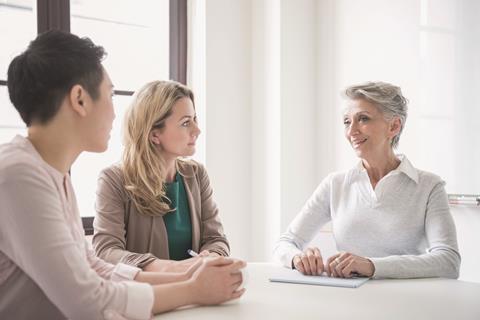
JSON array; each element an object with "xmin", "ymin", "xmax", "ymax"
[{"xmin": 93, "ymin": 80, "xmax": 229, "ymax": 272}]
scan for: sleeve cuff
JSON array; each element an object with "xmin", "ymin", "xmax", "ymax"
[
  {"xmin": 123, "ymin": 281, "xmax": 154, "ymax": 320},
  {"xmin": 202, "ymin": 245, "xmax": 229, "ymax": 257},
  {"xmin": 285, "ymin": 250, "xmax": 302, "ymax": 269},
  {"xmin": 273, "ymin": 245, "xmax": 302, "ymax": 269},
  {"xmin": 200, "ymin": 241, "xmax": 230, "ymax": 256},
  {"xmin": 369, "ymin": 258, "xmax": 387, "ymax": 279},
  {"xmin": 111, "ymin": 263, "xmax": 142, "ymax": 281}
]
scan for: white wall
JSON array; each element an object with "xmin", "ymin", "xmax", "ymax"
[
  {"xmin": 250, "ymin": 0, "xmax": 281, "ymax": 261},
  {"xmin": 316, "ymin": 0, "xmax": 337, "ymax": 182},
  {"xmin": 204, "ymin": 0, "xmax": 320, "ymax": 261},
  {"xmin": 451, "ymin": 207, "xmax": 480, "ymax": 283},
  {"xmin": 280, "ymin": 0, "xmax": 318, "ymax": 231},
  {"xmin": 204, "ymin": 0, "xmax": 252, "ymax": 260}
]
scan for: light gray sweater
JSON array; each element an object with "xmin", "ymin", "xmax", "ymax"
[{"xmin": 274, "ymin": 156, "xmax": 461, "ymax": 279}]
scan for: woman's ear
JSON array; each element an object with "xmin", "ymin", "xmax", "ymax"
[
  {"xmin": 389, "ymin": 117, "xmax": 401, "ymax": 138},
  {"xmin": 69, "ymin": 84, "xmax": 88, "ymax": 117},
  {"xmin": 149, "ymin": 129, "xmax": 162, "ymax": 145}
]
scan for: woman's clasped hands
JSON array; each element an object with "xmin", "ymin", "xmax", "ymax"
[{"xmin": 292, "ymin": 247, "xmax": 375, "ymax": 278}]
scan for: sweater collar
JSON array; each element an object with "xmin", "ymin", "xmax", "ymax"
[{"xmin": 354, "ymin": 154, "xmax": 419, "ymax": 184}]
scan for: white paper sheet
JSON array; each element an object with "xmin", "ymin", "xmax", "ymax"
[{"xmin": 269, "ymin": 268, "xmax": 369, "ymax": 288}]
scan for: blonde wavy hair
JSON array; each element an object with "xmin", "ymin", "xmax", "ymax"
[{"xmin": 122, "ymin": 80, "xmax": 195, "ymax": 216}]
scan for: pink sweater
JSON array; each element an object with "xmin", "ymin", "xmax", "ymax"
[{"xmin": 0, "ymin": 136, "xmax": 153, "ymax": 320}]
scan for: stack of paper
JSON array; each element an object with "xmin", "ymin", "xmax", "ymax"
[{"xmin": 269, "ymin": 268, "xmax": 369, "ymax": 288}]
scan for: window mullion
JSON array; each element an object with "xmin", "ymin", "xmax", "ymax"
[
  {"xmin": 169, "ymin": 0, "xmax": 187, "ymax": 84},
  {"xmin": 37, "ymin": 0, "xmax": 70, "ymax": 34}
]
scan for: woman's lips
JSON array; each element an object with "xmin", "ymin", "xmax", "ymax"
[{"xmin": 351, "ymin": 138, "xmax": 367, "ymax": 148}]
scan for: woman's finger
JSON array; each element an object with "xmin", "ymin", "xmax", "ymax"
[
  {"xmin": 293, "ymin": 255, "xmax": 306, "ymax": 274},
  {"xmin": 325, "ymin": 253, "xmax": 340, "ymax": 276},
  {"xmin": 301, "ymin": 254, "xmax": 313, "ymax": 275},
  {"xmin": 231, "ymin": 288, "xmax": 246, "ymax": 299},
  {"xmin": 331, "ymin": 255, "xmax": 343, "ymax": 278},
  {"xmin": 312, "ymin": 248, "xmax": 324, "ymax": 274},
  {"xmin": 341, "ymin": 259, "xmax": 357, "ymax": 278},
  {"xmin": 199, "ymin": 250, "xmax": 210, "ymax": 257},
  {"xmin": 306, "ymin": 249, "xmax": 318, "ymax": 275},
  {"xmin": 337, "ymin": 255, "xmax": 354, "ymax": 278}
]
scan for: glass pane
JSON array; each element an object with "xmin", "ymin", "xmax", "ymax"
[
  {"xmin": 0, "ymin": 0, "xmax": 36, "ymax": 79},
  {"xmin": 71, "ymin": 94, "xmax": 132, "ymax": 217},
  {"xmin": 71, "ymin": 0, "xmax": 170, "ymax": 217},
  {"xmin": 0, "ymin": 126, "xmax": 27, "ymax": 145},
  {"xmin": 70, "ymin": 0, "xmax": 170, "ymax": 91},
  {"xmin": 0, "ymin": 84, "xmax": 26, "ymax": 144},
  {"xmin": 0, "ymin": 0, "xmax": 33, "ymax": 143},
  {"xmin": 0, "ymin": 85, "xmax": 25, "ymax": 126}
]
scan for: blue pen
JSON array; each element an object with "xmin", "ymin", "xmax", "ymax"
[{"xmin": 187, "ymin": 249, "xmax": 199, "ymax": 257}]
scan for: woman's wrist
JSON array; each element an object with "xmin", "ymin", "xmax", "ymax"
[
  {"xmin": 137, "ymin": 270, "xmax": 190, "ymax": 285},
  {"xmin": 179, "ymin": 270, "xmax": 192, "ymax": 282},
  {"xmin": 144, "ymin": 259, "xmax": 167, "ymax": 272},
  {"xmin": 208, "ymin": 251, "xmax": 220, "ymax": 257},
  {"xmin": 144, "ymin": 259, "xmax": 181, "ymax": 272},
  {"xmin": 182, "ymin": 278, "xmax": 199, "ymax": 304},
  {"xmin": 151, "ymin": 280, "xmax": 196, "ymax": 314},
  {"xmin": 366, "ymin": 258, "xmax": 375, "ymax": 277}
]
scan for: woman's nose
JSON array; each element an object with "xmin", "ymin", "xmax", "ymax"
[
  {"xmin": 193, "ymin": 123, "xmax": 201, "ymax": 136},
  {"xmin": 347, "ymin": 121, "xmax": 358, "ymax": 136}
]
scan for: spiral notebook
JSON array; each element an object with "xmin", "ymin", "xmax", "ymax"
[{"xmin": 269, "ymin": 268, "xmax": 369, "ymax": 288}]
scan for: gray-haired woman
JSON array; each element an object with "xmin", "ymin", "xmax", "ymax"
[{"xmin": 274, "ymin": 81, "xmax": 461, "ymax": 279}]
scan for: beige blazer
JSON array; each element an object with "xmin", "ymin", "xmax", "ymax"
[{"xmin": 93, "ymin": 160, "xmax": 229, "ymax": 268}]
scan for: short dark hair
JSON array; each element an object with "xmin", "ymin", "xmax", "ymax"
[{"xmin": 7, "ymin": 30, "xmax": 106, "ymax": 126}]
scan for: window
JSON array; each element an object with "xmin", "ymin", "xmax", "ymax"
[
  {"xmin": 0, "ymin": 0, "xmax": 187, "ymax": 231},
  {"xmin": 71, "ymin": 0, "xmax": 170, "ymax": 90},
  {"xmin": 0, "ymin": 0, "xmax": 34, "ymax": 143},
  {"xmin": 70, "ymin": 0, "xmax": 170, "ymax": 218},
  {"xmin": 0, "ymin": 86, "xmax": 26, "ymax": 143}
]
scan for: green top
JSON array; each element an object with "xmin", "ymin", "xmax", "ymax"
[{"xmin": 163, "ymin": 172, "xmax": 193, "ymax": 260}]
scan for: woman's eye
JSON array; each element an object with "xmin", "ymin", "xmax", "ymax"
[
  {"xmin": 182, "ymin": 121, "xmax": 190, "ymax": 127},
  {"xmin": 343, "ymin": 119, "xmax": 351, "ymax": 126},
  {"xmin": 359, "ymin": 116, "xmax": 369, "ymax": 122}
]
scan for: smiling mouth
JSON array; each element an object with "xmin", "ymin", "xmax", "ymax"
[{"xmin": 351, "ymin": 138, "xmax": 367, "ymax": 148}]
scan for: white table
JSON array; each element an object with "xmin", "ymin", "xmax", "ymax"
[{"xmin": 156, "ymin": 262, "xmax": 480, "ymax": 320}]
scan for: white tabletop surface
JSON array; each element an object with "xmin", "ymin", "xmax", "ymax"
[{"xmin": 155, "ymin": 262, "xmax": 480, "ymax": 320}]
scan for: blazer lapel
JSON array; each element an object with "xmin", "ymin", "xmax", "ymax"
[{"xmin": 178, "ymin": 160, "xmax": 201, "ymax": 252}]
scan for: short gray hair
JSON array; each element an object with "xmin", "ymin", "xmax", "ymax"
[{"xmin": 344, "ymin": 81, "xmax": 408, "ymax": 149}]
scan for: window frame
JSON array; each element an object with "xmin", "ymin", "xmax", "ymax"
[{"xmin": 0, "ymin": 0, "xmax": 187, "ymax": 234}]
